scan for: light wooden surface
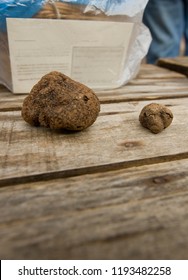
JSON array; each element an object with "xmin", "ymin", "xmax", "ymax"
[{"xmin": 1, "ymin": 64, "xmax": 188, "ymax": 259}]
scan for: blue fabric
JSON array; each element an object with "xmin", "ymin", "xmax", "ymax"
[
  {"xmin": 88, "ymin": 0, "xmax": 125, "ymax": 13},
  {"xmin": 0, "ymin": 0, "xmax": 127, "ymax": 32},
  {"xmin": 0, "ymin": 0, "xmax": 45, "ymax": 31},
  {"xmin": 143, "ymin": 0, "xmax": 188, "ymax": 64},
  {"xmin": 0, "ymin": 0, "xmax": 90, "ymax": 31}
]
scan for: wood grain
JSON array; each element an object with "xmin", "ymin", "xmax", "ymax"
[
  {"xmin": 0, "ymin": 98, "xmax": 188, "ymax": 186},
  {"xmin": 0, "ymin": 159, "xmax": 188, "ymax": 259},
  {"xmin": 1, "ymin": 64, "xmax": 188, "ymax": 111},
  {"xmin": 157, "ymin": 57, "xmax": 188, "ymax": 77},
  {"xmin": 1, "ymin": 63, "xmax": 188, "ymax": 260}
]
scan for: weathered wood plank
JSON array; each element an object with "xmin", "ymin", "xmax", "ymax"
[
  {"xmin": 0, "ymin": 158, "xmax": 188, "ymax": 259},
  {"xmin": 98, "ymin": 82, "xmax": 188, "ymax": 103},
  {"xmin": 138, "ymin": 63, "xmax": 185, "ymax": 79},
  {"xmin": 2, "ymin": 83, "xmax": 188, "ymax": 111},
  {"xmin": 157, "ymin": 57, "xmax": 188, "ymax": 77},
  {"xmin": 0, "ymin": 98, "xmax": 188, "ymax": 186},
  {"xmin": 1, "ymin": 64, "xmax": 188, "ymax": 111},
  {"xmin": 2, "ymin": 87, "xmax": 188, "ymax": 111},
  {"xmin": 1, "ymin": 63, "xmax": 188, "ymax": 261}
]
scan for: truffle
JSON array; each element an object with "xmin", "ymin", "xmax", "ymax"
[
  {"xmin": 21, "ymin": 71, "xmax": 100, "ymax": 131},
  {"xmin": 139, "ymin": 103, "xmax": 173, "ymax": 133}
]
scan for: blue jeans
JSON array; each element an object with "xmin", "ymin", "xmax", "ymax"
[{"xmin": 143, "ymin": 0, "xmax": 188, "ymax": 64}]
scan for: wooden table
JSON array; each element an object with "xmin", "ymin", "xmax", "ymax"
[{"xmin": 1, "ymin": 61, "xmax": 188, "ymax": 260}]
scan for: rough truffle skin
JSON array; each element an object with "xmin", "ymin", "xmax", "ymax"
[
  {"xmin": 139, "ymin": 103, "xmax": 173, "ymax": 134},
  {"xmin": 21, "ymin": 71, "xmax": 100, "ymax": 131}
]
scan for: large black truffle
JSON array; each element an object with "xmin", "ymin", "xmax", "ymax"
[{"xmin": 22, "ymin": 71, "xmax": 100, "ymax": 131}]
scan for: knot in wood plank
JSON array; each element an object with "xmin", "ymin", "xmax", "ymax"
[{"xmin": 152, "ymin": 175, "xmax": 171, "ymax": 184}]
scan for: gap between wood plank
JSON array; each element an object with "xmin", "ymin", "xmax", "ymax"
[{"xmin": 1, "ymin": 152, "xmax": 188, "ymax": 188}]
